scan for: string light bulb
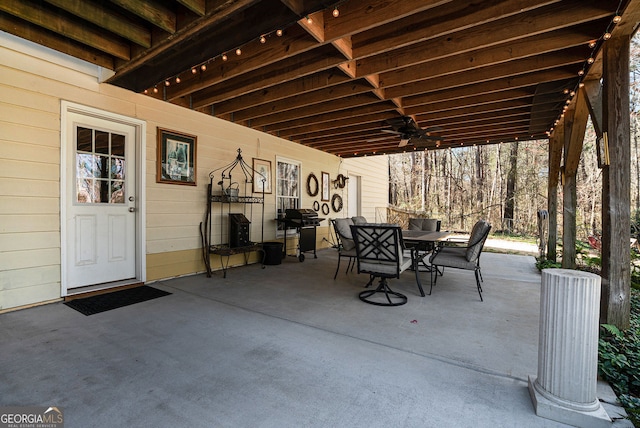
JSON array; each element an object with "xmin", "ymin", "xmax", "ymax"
[
  {"xmin": 260, "ymin": 35, "xmax": 266, "ymax": 44},
  {"xmin": 153, "ymin": 86, "xmax": 158, "ymax": 93},
  {"xmin": 175, "ymin": 76, "xmax": 181, "ymax": 84},
  {"xmin": 578, "ymin": 69, "xmax": 585, "ymax": 76},
  {"xmin": 165, "ymin": 80, "xmax": 170, "ymax": 86},
  {"xmin": 191, "ymin": 67, "xmax": 197, "ymax": 74},
  {"xmin": 222, "ymin": 53, "xmax": 228, "ymax": 61},
  {"xmin": 604, "ymin": 32, "xmax": 612, "ymax": 40},
  {"xmin": 306, "ymin": 16, "xmax": 312, "ymax": 24},
  {"xmin": 613, "ymin": 15, "xmax": 622, "ymax": 23},
  {"xmin": 144, "ymin": 89, "xmax": 148, "ymax": 94},
  {"xmin": 236, "ymin": 48, "xmax": 242, "ymax": 56},
  {"xmin": 276, "ymin": 29, "xmax": 283, "ymax": 36},
  {"xmin": 589, "ymin": 40, "xmax": 597, "ymax": 48},
  {"xmin": 333, "ymin": 7, "xmax": 339, "ymax": 17},
  {"xmin": 587, "ymin": 57, "xmax": 595, "ymax": 64},
  {"xmin": 201, "ymin": 64, "xmax": 207, "ymax": 71}
]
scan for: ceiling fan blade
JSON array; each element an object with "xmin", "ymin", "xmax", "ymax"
[
  {"xmin": 381, "ymin": 128, "xmax": 403, "ymax": 135},
  {"xmin": 398, "ymin": 138, "xmax": 410, "ymax": 147},
  {"xmin": 366, "ymin": 136, "xmax": 393, "ymax": 142}
]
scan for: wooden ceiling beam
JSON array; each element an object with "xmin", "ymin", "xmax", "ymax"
[
  {"xmin": 404, "ymin": 88, "xmax": 535, "ymax": 114},
  {"xmin": 379, "ymin": 21, "xmax": 604, "ymax": 89},
  {"xmin": 305, "ymin": 131, "xmax": 398, "ymax": 147},
  {"xmin": 192, "ymin": 47, "xmax": 347, "ymax": 108},
  {"xmin": 294, "ymin": 123, "xmax": 388, "ymax": 142},
  {"xmin": 356, "ymin": 0, "xmax": 615, "ymax": 77},
  {"xmin": 107, "ymin": 0, "xmax": 293, "ymax": 91},
  {"xmin": 212, "ymin": 70, "xmax": 352, "ymax": 115},
  {"xmin": 263, "ymin": 102, "xmax": 398, "ymax": 133},
  {"xmin": 230, "ymin": 80, "xmax": 375, "ymax": 121},
  {"xmin": 223, "ymin": 49, "xmax": 579, "ymax": 128},
  {"xmin": 0, "ymin": 12, "xmax": 115, "ymax": 68},
  {"xmin": 401, "ymin": 68, "xmax": 576, "ymax": 108},
  {"xmin": 418, "ymin": 99, "xmax": 547, "ymax": 123},
  {"xmin": 278, "ymin": 111, "xmax": 395, "ymax": 138},
  {"xmin": 43, "ymin": 0, "xmax": 151, "ymax": 48},
  {"xmin": 431, "ymin": 107, "xmax": 534, "ymax": 125},
  {"xmin": 384, "ymin": 48, "xmax": 587, "ymax": 99},
  {"xmin": 442, "ymin": 116, "xmax": 532, "ymax": 134},
  {"xmin": 445, "ymin": 124, "xmax": 531, "ymax": 140},
  {"xmin": 165, "ymin": 24, "xmax": 318, "ymax": 100},
  {"xmin": 352, "ymin": 0, "xmax": 559, "ymax": 59},
  {"xmin": 0, "ymin": 1, "xmax": 131, "ymax": 60},
  {"xmin": 177, "ymin": 0, "xmax": 206, "ymax": 16},
  {"xmin": 322, "ymin": 0, "xmax": 450, "ymax": 41},
  {"xmin": 247, "ymin": 93, "xmax": 382, "ymax": 128},
  {"xmin": 108, "ymin": 0, "xmax": 176, "ymax": 34}
]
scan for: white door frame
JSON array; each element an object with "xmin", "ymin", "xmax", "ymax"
[{"xmin": 60, "ymin": 101, "xmax": 146, "ymax": 296}]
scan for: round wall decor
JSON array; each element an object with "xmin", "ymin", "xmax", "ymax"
[
  {"xmin": 306, "ymin": 173, "xmax": 319, "ymax": 196},
  {"xmin": 331, "ymin": 194, "xmax": 343, "ymax": 212}
]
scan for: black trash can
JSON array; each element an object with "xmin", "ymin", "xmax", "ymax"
[{"xmin": 262, "ymin": 242, "xmax": 283, "ymax": 265}]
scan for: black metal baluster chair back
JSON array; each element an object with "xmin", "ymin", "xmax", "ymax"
[{"xmin": 351, "ymin": 224, "xmax": 414, "ymax": 306}]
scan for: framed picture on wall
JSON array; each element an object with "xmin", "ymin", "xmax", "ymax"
[
  {"xmin": 321, "ymin": 171, "xmax": 330, "ymax": 201},
  {"xmin": 156, "ymin": 128, "xmax": 197, "ymax": 185},
  {"xmin": 252, "ymin": 158, "xmax": 272, "ymax": 194}
]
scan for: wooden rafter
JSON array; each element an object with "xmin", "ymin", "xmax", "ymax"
[{"xmin": 2, "ymin": 0, "xmax": 636, "ymax": 157}]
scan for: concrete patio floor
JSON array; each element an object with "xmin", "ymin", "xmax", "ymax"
[{"xmin": 0, "ymin": 249, "xmax": 633, "ymax": 427}]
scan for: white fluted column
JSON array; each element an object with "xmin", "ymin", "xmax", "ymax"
[{"xmin": 528, "ymin": 269, "xmax": 611, "ymax": 427}]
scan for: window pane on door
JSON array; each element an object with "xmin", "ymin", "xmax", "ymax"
[
  {"xmin": 95, "ymin": 130, "xmax": 109, "ymax": 154},
  {"xmin": 111, "ymin": 134, "xmax": 125, "ymax": 156},
  {"xmin": 77, "ymin": 127, "xmax": 92, "ymax": 151},
  {"xmin": 75, "ymin": 126, "xmax": 126, "ymax": 204}
]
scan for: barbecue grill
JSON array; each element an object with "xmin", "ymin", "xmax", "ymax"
[{"xmin": 278, "ymin": 208, "xmax": 324, "ymax": 261}]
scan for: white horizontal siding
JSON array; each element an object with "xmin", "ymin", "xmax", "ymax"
[{"xmin": 0, "ymin": 34, "xmax": 388, "ymax": 310}]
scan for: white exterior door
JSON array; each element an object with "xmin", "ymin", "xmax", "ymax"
[{"xmin": 63, "ymin": 110, "xmax": 138, "ymax": 291}]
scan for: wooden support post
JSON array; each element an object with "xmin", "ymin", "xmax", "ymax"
[
  {"xmin": 547, "ymin": 132, "xmax": 563, "ymax": 262},
  {"xmin": 602, "ymin": 36, "xmax": 631, "ymax": 329},
  {"xmin": 561, "ymin": 88, "xmax": 589, "ymax": 269},
  {"xmin": 562, "ymin": 171, "xmax": 577, "ymax": 269}
]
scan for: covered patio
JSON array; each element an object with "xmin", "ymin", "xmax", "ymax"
[{"xmin": 0, "ymin": 249, "xmax": 632, "ymax": 427}]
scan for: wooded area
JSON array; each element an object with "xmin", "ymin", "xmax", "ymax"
[{"xmin": 389, "ymin": 35, "xmax": 640, "ymax": 245}]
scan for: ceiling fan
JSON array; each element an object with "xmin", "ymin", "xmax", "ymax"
[{"xmin": 382, "ymin": 116, "xmax": 443, "ymax": 147}]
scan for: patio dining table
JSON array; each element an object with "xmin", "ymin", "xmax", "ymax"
[{"xmin": 402, "ymin": 230, "xmax": 453, "ymax": 278}]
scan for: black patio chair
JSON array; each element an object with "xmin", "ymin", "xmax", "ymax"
[
  {"xmin": 429, "ymin": 219, "xmax": 491, "ymax": 301},
  {"xmin": 331, "ymin": 218, "xmax": 358, "ymax": 279},
  {"xmin": 350, "ymin": 223, "xmax": 418, "ymax": 306}
]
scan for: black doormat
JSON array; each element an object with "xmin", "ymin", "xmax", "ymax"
[{"xmin": 64, "ymin": 286, "xmax": 171, "ymax": 316}]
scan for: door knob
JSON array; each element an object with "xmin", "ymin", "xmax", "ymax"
[{"xmin": 129, "ymin": 207, "xmax": 136, "ymax": 212}]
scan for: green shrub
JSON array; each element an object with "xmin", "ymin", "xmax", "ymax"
[
  {"xmin": 598, "ymin": 289, "xmax": 640, "ymax": 426},
  {"xmin": 535, "ymin": 257, "xmax": 561, "ymax": 270}
]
